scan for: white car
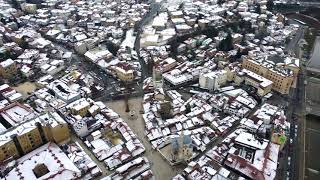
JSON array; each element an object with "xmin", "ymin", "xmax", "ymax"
[{"xmin": 288, "ymin": 157, "xmax": 291, "ymax": 166}]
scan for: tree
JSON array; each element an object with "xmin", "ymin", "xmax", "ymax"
[
  {"xmin": 218, "ymin": 33, "xmax": 233, "ymax": 51},
  {"xmin": 11, "ymin": 0, "xmax": 20, "ymax": 10},
  {"xmin": 267, "ymin": 0, "xmax": 274, "ymax": 11},
  {"xmin": 204, "ymin": 26, "xmax": 218, "ymax": 38},
  {"xmin": 185, "ymin": 104, "xmax": 191, "ymax": 114},
  {"xmin": 20, "ymin": 37, "xmax": 29, "ymax": 49},
  {"xmin": 256, "ymin": 5, "xmax": 261, "ymax": 14},
  {"xmin": 148, "ymin": 58, "xmax": 154, "ymax": 75},
  {"xmin": 240, "ymin": 34, "xmax": 247, "ymax": 46},
  {"xmin": 235, "ymin": 48, "xmax": 242, "ymax": 59},
  {"xmin": 3, "ymin": 50, "xmax": 11, "ymax": 60},
  {"xmin": 178, "ymin": 2, "xmax": 184, "ymax": 10},
  {"xmin": 217, "ymin": 0, "xmax": 224, "ymax": 5},
  {"xmin": 160, "ymin": 101, "xmax": 172, "ymax": 119},
  {"xmin": 106, "ymin": 42, "xmax": 120, "ymax": 56},
  {"xmin": 0, "ymin": 17, "xmax": 6, "ymax": 25},
  {"xmin": 256, "ymin": 28, "xmax": 268, "ymax": 40},
  {"xmin": 239, "ymin": 20, "xmax": 253, "ymax": 33},
  {"xmin": 229, "ymin": 22, "xmax": 239, "ymax": 33}
]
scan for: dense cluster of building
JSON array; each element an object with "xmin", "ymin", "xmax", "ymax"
[
  {"xmin": 0, "ymin": 0, "xmax": 157, "ymax": 179},
  {"xmin": 0, "ymin": 0, "xmax": 301, "ymax": 179},
  {"xmin": 140, "ymin": 0, "xmax": 300, "ymax": 96},
  {"xmin": 138, "ymin": 0, "xmax": 297, "ymax": 179}
]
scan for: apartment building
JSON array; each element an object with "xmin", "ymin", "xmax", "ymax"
[
  {"xmin": 235, "ymin": 69, "xmax": 273, "ymax": 97},
  {"xmin": 66, "ymin": 98, "xmax": 91, "ymax": 117},
  {"xmin": 0, "ymin": 112, "xmax": 70, "ymax": 162},
  {"xmin": 199, "ymin": 70, "xmax": 228, "ymax": 91},
  {"xmin": 113, "ymin": 63, "xmax": 135, "ymax": 82},
  {"xmin": 242, "ymin": 57, "xmax": 296, "ymax": 94}
]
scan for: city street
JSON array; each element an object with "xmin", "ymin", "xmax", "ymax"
[
  {"xmin": 276, "ymin": 20, "xmax": 307, "ymax": 180},
  {"xmin": 286, "ymin": 25, "xmax": 305, "ymax": 55},
  {"xmin": 1, "ymin": 0, "xmax": 313, "ymax": 180},
  {"xmin": 51, "ymin": 41, "xmax": 144, "ymax": 101},
  {"xmin": 134, "ymin": 0, "xmax": 162, "ymax": 81}
]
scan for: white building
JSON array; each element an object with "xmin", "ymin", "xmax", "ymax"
[
  {"xmin": 74, "ymin": 41, "xmax": 87, "ymax": 55},
  {"xmin": 73, "ymin": 119, "xmax": 89, "ymax": 137},
  {"xmin": 199, "ymin": 70, "xmax": 227, "ymax": 91},
  {"xmin": 47, "ymin": 80, "xmax": 81, "ymax": 103}
]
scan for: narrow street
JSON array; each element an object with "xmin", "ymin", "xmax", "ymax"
[
  {"xmin": 134, "ymin": 0, "xmax": 162, "ymax": 81},
  {"xmin": 286, "ymin": 31, "xmax": 306, "ymax": 180},
  {"xmin": 286, "ymin": 26, "xmax": 305, "ymax": 55}
]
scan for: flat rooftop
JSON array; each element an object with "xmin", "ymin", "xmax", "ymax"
[{"xmin": 0, "ymin": 103, "xmax": 37, "ymax": 128}]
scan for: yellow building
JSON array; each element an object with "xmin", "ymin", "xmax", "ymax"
[
  {"xmin": 66, "ymin": 98, "xmax": 91, "ymax": 117},
  {"xmin": 0, "ymin": 141, "xmax": 19, "ymax": 162},
  {"xmin": 16, "ymin": 127, "xmax": 44, "ymax": 154},
  {"xmin": 0, "ymin": 112, "xmax": 70, "ymax": 162},
  {"xmin": 21, "ymin": 3, "xmax": 37, "ymax": 14},
  {"xmin": 242, "ymin": 57, "xmax": 297, "ymax": 94},
  {"xmin": 0, "ymin": 59, "xmax": 17, "ymax": 79},
  {"xmin": 235, "ymin": 69, "xmax": 273, "ymax": 96},
  {"xmin": 224, "ymin": 62, "xmax": 242, "ymax": 82},
  {"xmin": 114, "ymin": 65, "xmax": 134, "ymax": 82}
]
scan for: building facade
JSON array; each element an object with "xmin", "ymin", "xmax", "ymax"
[
  {"xmin": 242, "ymin": 58, "xmax": 295, "ymax": 94},
  {"xmin": 114, "ymin": 66, "xmax": 134, "ymax": 82},
  {"xmin": 0, "ymin": 112, "xmax": 70, "ymax": 162},
  {"xmin": 199, "ymin": 70, "xmax": 228, "ymax": 92}
]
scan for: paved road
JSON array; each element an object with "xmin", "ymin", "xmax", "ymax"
[
  {"xmin": 134, "ymin": 0, "xmax": 162, "ymax": 81},
  {"xmin": 286, "ymin": 26, "xmax": 305, "ymax": 56},
  {"xmin": 285, "ymin": 39, "xmax": 306, "ymax": 180}
]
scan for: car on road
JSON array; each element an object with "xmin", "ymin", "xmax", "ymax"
[
  {"xmin": 288, "ymin": 157, "xmax": 291, "ymax": 166},
  {"xmin": 290, "ymin": 139, "xmax": 293, "ymax": 144}
]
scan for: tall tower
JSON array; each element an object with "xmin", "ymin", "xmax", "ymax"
[{"xmin": 152, "ymin": 66, "xmax": 163, "ymax": 89}]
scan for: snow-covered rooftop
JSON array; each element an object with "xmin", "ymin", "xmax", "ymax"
[{"xmin": 5, "ymin": 142, "xmax": 81, "ymax": 180}]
